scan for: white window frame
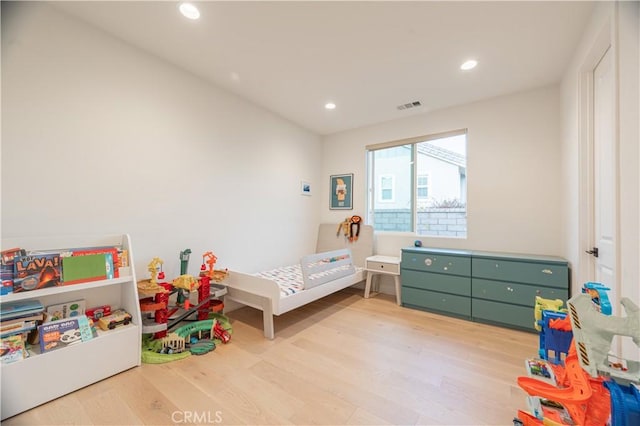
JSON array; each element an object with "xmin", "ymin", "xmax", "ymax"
[
  {"xmin": 378, "ymin": 174, "xmax": 395, "ymax": 203},
  {"xmin": 366, "ymin": 128, "xmax": 467, "ymax": 237},
  {"xmin": 416, "ymin": 173, "xmax": 430, "ymax": 199}
]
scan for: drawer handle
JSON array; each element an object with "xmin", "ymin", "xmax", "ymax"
[
  {"xmin": 425, "ymin": 258, "xmax": 433, "ymax": 266},
  {"xmin": 507, "ymin": 286, "xmax": 513, "ymax": 292},
  {"xmin": 542, "ymin": 269, "xmax": 553, "ymax": 275}
]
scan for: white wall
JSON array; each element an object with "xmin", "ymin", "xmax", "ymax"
[
  {"xmin": 560, "ymin": 1, "xmax": 639, "ymax": 359},
  {"xmin": 322, "ymin": 86, "xmax": 563, "ymax": 258},
  {"xmin": 1, "ymin": 2, "xmax": 323, "ymax": 279}
]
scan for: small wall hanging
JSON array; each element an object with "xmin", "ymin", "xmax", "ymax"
[{"xmin": 330, "ymin": 173, "xmax": 353, "ymax": 210}]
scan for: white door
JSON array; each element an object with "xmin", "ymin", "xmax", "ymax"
[{"xmin": 591, "ymin": 46, "xmax": 618, "ymax": 314}]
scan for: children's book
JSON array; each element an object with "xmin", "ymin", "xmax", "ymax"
[
  {"xmin": 0, "ymin": 334, "xmax": 26, "ymax": 364},
  {"xmin": 117, "ymin": 249, "xmax": 129, "ymax": 268},
  {"xmin": 1, "ymin": 248, "xmax": 26, "ymax": 295},
  {"xmin": 45, "ymin": 299, "xmax": 86, "ymax": 322},
  {"xmin": 63, "ymin": 247, "xmax": 120, "ymax": 279},
  {"xmin": 0, "ymin": 312, "xmax": 42, "ymax": 336},
  {"xmin": 0, "ymin": 322, "xmax": 37, "ymax": 338},
  {"xmin": 61, "ymin": 253, "xmax": 114, "ymax": 285},
  {"xmin": 13, "ymin": 253, "xmax": 62, "ymax": 292},
  {"xmin": 0, "ymin": 300, "xmax": 44, "ymax": 320},
  {"xmin": 38, "ymin": 315, "xmax": 94, "ymax": 353},
  {"xmin": 0, "ymin": 313, "xmax": 44, "ymax": 327}
]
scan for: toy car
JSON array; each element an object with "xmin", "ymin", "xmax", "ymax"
[
  {"xmin": 97, "ymin": 309, "xmax": 132, "ymax": 331},
  {"xmin": 86, "ymin": 305, "xmax": 112, "ymax": 321}
]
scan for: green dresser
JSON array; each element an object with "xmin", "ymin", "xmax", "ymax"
[
  {"xmin": 400, "ymin": 248, "xmax": 570, "ymax": 331},
  {"xmin": 401, "ymin": 248, "xmax": 473, "ymax": 319}
]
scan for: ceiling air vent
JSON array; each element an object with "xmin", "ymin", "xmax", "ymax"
[{"xmin": 397, "ymin": 100, "xmax": 422, "ymax": 110}]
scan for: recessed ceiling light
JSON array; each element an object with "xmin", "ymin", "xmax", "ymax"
[
  {"xmin": 325, "ymin": 102, "xmax": 336, "ymax": 110},
  {"xmin": 179, "ymin": 3, "xmax": 200, "ymax": 20},
  {"xmin": 460, "ymin": 60, "xmax": 478, "ymax": 71}
]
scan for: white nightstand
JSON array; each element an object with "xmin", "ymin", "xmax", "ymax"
[{"xmin": 364, "ymin": 255, "xmax": 401, "ymax": 305}]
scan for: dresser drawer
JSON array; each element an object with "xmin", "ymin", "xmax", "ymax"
[
  {"xmin": 472, "ymin": 299, "xmax": 533, "ymax": 330},
  {"xmin": 472, "ymin": 278, "xmax": 568, "ymax": 306},
  {"xmin": 402, "ymin": 251, "xmax": 470, "ymax": 276},
  {"xmin": 402, "ymin": 287, "xmax": 471, "ymax": 317},
  {"xmin": 472, "ymin": 258, "xmax": 568, "ymax": 288},
  {"xmin": 402, "ymin": 270, "xmax": 471, "ymax": 296}
]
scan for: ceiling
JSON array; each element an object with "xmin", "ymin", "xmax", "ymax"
[{"xmin": 53, "ymin": 1, "xmax": 595, "ymax": 136}]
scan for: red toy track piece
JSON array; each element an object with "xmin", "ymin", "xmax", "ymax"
[
  {"xmin": 213, "ymin": 321, "xmax": 231, "ymax": 344},
  {"xmin": 549, "ymin": 316, "xmax": 572, "ymax": 332}
]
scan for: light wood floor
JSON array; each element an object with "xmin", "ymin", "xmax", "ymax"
[{"xmin": 4, "ymin": 289, "xmax": 537, "ymax": 425}]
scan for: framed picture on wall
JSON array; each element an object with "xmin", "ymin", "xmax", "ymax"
[
  {"xmin": 301, "ymin": 181, "xmax": 311, "ymax": 196},
  {"xmin": 330, "ymin": 174, "xmax": 353, "ymax": 210}
]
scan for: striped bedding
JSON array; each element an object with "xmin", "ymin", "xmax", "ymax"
[
  {"xmin": 254, "ymin": 265, "xmax": 305, "ymax": 297},
  {"xmin": 254, "ymin": 263, "xmax": 362, "ymax": 297}
]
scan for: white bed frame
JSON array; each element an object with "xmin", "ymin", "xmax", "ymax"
[{"xmin": 224, "ymin": 224, "xmax": 373, "ymax": 339}]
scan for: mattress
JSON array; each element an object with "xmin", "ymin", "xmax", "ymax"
[
  {"xmin": 254, "ymin": 264, "xmax": 363, "ymax": 298},
  {"xmin": 254, "ymin": 265, "xmax": 305, "ymax": 297}
]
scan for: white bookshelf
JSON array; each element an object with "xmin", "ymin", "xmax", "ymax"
[{"xmin": 0, "ymin": 234, "xmax": 142, "ymax": 420}]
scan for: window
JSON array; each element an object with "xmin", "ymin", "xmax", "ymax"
[
  {"xmin": 417, "ymin": 174, "xmax": 430, "ymax": 199},
  {"xmin": 367, "ymin": 130, "xmax": 467, "ymax": 237},
  {"xmin": 379, "ymin": 175, "xmax": 395, "ymax": 202}
]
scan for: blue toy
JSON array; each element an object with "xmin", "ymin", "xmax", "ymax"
[
  {"xmin": 582, "ymin": 281, "xmax": 612, "ymax": 315},
  {"xmin": 604, "ymin": 379, "xmax": 640, "ymax": 426},
  {"xmin": 538, "ymin": 310, "xmax": 573, "ymax": 365}
]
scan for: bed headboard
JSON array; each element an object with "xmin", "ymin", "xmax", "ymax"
[{"xmin": 315, "ymin": 223, "xmax": 374, "ymax": 268}]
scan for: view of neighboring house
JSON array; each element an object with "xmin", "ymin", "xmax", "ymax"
[
  {"xmin": 370, "ymin": 134, "xmax": 467, "ymax": 236},
  {"xmin": 415, "ymin": 141, "xmax": 466, "ymax": 209}
]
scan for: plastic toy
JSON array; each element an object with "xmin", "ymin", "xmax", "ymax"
[
  {"xmin": 534, "ymin": 296, "xmax": 565, "ymax": 331},
  {"xmin": 582, "ymin": 282, "xmax": 613, "ymax": 315},
  {"xmin": 137, "ymin": 257, "xmax": 169, "ymax": 295},
  {"xmin": 176, "ymin": 248, "xmax": 192, "ymax": 305},
  {"xmin": 190, "ymin": 340, "xmax": 216, "ymax": 355},
  {"xmin": 141, "ymin": 315, "xmax": 232, "ymax": 363},
  {"xmin": 161, "ymin": 332, "xmax": 186, "ymax": 353},
  {"xmin": 138, "ymin": 250, "xmax": 228, "ymax": 338},
  {"xmin": 201, "ymin": 252, "xmax": 217, "ymax": 278},
  {"xmin": 200, "ymin": 251, "xmax": 228, "ymax": 283},
  {"xmin": 85, "ymin": 305, "xmax": 112, "ymax": 322},
  {"xmin": 172, "ymin": 274, "xmax": 200, "ymax": 292},
  {"xmin": 567, "ymin": 293, "xmax": 640, "ymax": 383},
  {"xmin": 517, "ymin": 341, "xmax": 611, "ymax": 426},
  {"xmin": 524, "ymin": 359, "xmax": 555, "ymax": 383},
  {"xmin": 141, "ymin": 334, "xmax": 191, "ymax": 364},
  {"xmin": 97, "ymin": 309, "xmax": 132, "ymax": 331},
  {"xmin": 137, "ymin": 257, "xmax": 171, "ymax": 338},
  {"xmin": 604, "ymin": 379, "xmax": 640, "ymax": 426},
  {"xmin": 516, "ymin": 285, "xmax": 640, "ymax": 426},
  {"xmin": 179, "ymin": 249, "xmax": 192, "ymax": 275},
  {"xmin": 213, "ymin": 320, "xmax": 231, "ymax": 343},
  {"xmin": 139, "ymin": 299, "xmax": 166, "ymax": 313},
  {"xmin": 538, "ymin": 310, "xmax": 573, "ymax": 365}
]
